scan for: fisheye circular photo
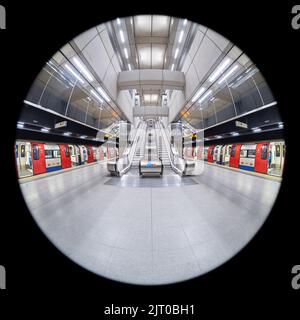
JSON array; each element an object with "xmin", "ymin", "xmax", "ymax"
[{"xmin": 15, "ymin": 15, "xmax": 285, "ymax": 285}]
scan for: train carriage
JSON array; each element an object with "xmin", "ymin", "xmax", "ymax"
[
  {"xmin": 239, "ymin": 144, "xmax": 256, "ymax": 171},
  {"xmin": 44, "ymin": 144, "xmax": 62, "ymax": 172}
]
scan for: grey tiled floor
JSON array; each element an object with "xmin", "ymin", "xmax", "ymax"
[{"xmin": 19, "ymin": 162, "xmax": 281, "ymax": 285}]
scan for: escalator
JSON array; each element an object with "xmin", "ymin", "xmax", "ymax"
[{"xmin": 139, "ymin": 120, "xmax": 163, "ymax": 176}]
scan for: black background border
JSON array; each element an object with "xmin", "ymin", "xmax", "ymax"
[{"xmin": 0, "ymin": 0, "xmax": 299, "ymax": 311}]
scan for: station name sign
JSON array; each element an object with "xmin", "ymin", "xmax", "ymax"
[
  {"xmin": 235, "ymin": 120, "xmax": 248, "ymax": 129},
  {"xmin": 55, "ymin": 120, "xmax": 67, "ymax": 129}
]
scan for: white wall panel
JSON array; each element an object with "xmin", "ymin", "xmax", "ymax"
[
  {"xmin": 82, "ymin": 36, "xmax": 111, "ymax": 81},
  {"xmin": 73, "ymin": 27, "xmax": 98, "ymax": 51},
  {"xmin": 181, "ymin": 53, "xmax": 192, "ymax": 73},
  {"xmin": 100, "ymin": 29, "xmax": 115, "ymax": 60},
  {"xmin": 169, "ymin": 90, "xmax": 185, "ymax": 122},
  {"xmin": 185, "ymin": 64, "xmax": 199, "ymax": 100},
  {"xmin": 111, "ymin": 55, "xmax": 121, "ymax": 73},
  {"xmin": 206, "ymin": 28, "xmax": 230, "ymax": 51},
  {"xmin": 116, "ymin": 91, "xmax": 133, "ymax": 122},
  {"xmin": 103, "ymin": 63, "xmax": 118, "ymax": 100},
  {"xmin": 193, "ymin": 36, "xmax": 221, "ymax": 83},
  {"xmin": 188, "ymin": 30, "xmax": 205, "ymax": 61}
]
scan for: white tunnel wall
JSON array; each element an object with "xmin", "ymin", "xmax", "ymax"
[
  {"xmin": 74, "ymin": 25, "xmax": 134, "ymax": 123},
  {"xmin": 168, "ymin": 27, "xmax": 230, "ymax": 123}
]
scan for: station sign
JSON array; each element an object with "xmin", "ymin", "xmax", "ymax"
[
  {"xmin": 235, "ymin": 120, "xmax": 248, "ymax": 129},
  {"xmin": 55, "ymin": 120, "xmax": 67, "ymax": 129}
]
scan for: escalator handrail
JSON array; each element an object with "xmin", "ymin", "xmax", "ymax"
[{"xmin": 118, "ymin": 121, "xmax": 146, "ymax": 175}]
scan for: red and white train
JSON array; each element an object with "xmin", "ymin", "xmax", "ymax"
[
  {"xmin": 15, "ymin": 140, "xmax": 118, "ymax": 178},
  {"xmin": 184, "ymin": 140, "xmax": 285, "ymax": 177}
]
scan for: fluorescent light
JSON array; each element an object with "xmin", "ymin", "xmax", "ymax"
[
  {"xmin": 17, "ymin": 124, "xmax": 24, "ymax": 128},
  {"xmin": 278, "ymin": 124, "xmax": 284, "ymax": 128},
  {"xmin": 231, "ymin": 132, "xmax": 239, "ymax": 136},
  {"xmin": 278, "ymin": 122, "xmax": 283, "ymax": 125},
  {"xmin": 120, "ymin": 30, "xmax": 125, "ymax": 43},
  {"xmin": 218, "ymin": 65, "xmax": 239, "ymax": 84},
  {"xmin": 252, "ymin": 128, "xmax": 262, "ymax": 132},
  {"xmin": 192, "ymin": 87, "xmax": 206, "ymax": 102},
  {"xmin": 130, "ymin": 18, "xmax": 133, "ymax": 25},
  {"xmin": 174, "ymin": 48, "xmax": 179, "ymax": 59},
  {"xmin": 117, "ymin": 18, "xmax": 121, "ymax": 25},
  {"xmin": 171, "ymin": 63, "xmax": 175, "ymax": 71},
  {"xmin": 97, "ymin": 87, "xmax": 110, "ymax": 102},
  {"xmin": 183, "ymin": 19, "xmax": 187, "ymax": 26},
  {"xmin": 124, "ymin": 48, "xmax": 129, "ymax": 59},
  {"xmin": 179, "ymin": 30, "xmax": 184, "ymax": 43},
  {"xmin": 209, "ymin": 58, "xmax": 231, "ymax": 82},
  {"xmin": 63, "ymin": 132, "xmax": 71, "ymax": 136},
  {"xmin": 17, "ymin": 121, "xmax": 24, "ymax": 125},
  {"xmin": 41, "ymin": 128, "xmax": 49, "ymax": 133},
  {"xmin": 128, "ymin": 63, "xmax": 132, "ymax": 70},
  {"xmin": 198, "ymin": 90, "xmax": 212, "ymax": 104},
  {"xmin": 65, "ymin": 64, "xmax": 84, "ymax": 84},
  {"xmin": 91, "ymin": 89, "xmax": 104, "ymax": 103},
  {"xmin": 80, "ymin": 135, "xmax": 87, "ymax": 139},
  {"xmin": 215, "ymin": 135, "xmax": 222, "ymax": 138},
  {"xmin": 72, "ymin": 57, "xmax": 93, "ymax": 82}
]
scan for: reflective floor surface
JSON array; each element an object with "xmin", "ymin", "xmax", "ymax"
[{"xmin": 19, "ymin": 162, "xmax": 281, "ymax": 285}]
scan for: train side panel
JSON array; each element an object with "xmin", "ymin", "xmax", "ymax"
[{"xmin": 31, "ymin": 142, "xmax": 46, "ymax": 175}]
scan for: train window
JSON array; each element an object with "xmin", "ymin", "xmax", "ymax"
[
  {"xmin": 231, "ymin": 146, "xmax": 236, "ymax": 157},
  {"xmin": 261, "ymin": 144, "xmax": 268, "ymax": 160},
  {"xmin": 45, "ymin": 150, "xmax": 53, "ymax": 159},
  {"xmin": 32, "ymin": 144, "xmax": 39, "ymax": 160},
  {"xmin": 53, "ymin": 150, "xmax": 60, "ymax": 158},
  {"xmin": 20, "ymin": 145, "xmax": 25, "ymax": 157},
  {"xmin": 248, "ymin": 149, "xmax": 256, "ymax": 158},
  {"xmin": 65, "ymin": 146, "xmax": 70, "ymax": 157},
  {"xmin": 87, "ymin": 148, "xmax": 90, "ymax": 156},
  {"xmin": 275, "ymin": 145, "xmax": 280, "ymax": 157},
  {"xmin": 240, "ymin": 150, "xmax": 247, "ymax": 157}
]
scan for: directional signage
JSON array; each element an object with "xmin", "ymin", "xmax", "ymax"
[
  {"xmin": 54, "ymin": 120, "xmax": 67, "ymax": 129},
  {"xmin": 235, "ymin": 120, "xmax": 248, "ymax": 129}
]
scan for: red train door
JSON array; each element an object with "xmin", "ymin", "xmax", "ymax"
[
  {"xmin": 31, "ymin": 142, "xmax": 46, "ymax": 175},
  {"xmin": 255, "ymin": 142, "xmax": 269, "ymax": 174},
  {"xmin": 229, "ymin": 144, "xmax": 241, "ymax": 168},
  {"xmin": 207, "ymin": 146, "xmax": 214, "ymax": 163},
  {"xmin": 87, "ymin": 146, "xmax": 94, "ymax": 163},
  {"xmin": 59, "ymin": 144, "xmax": 72, "ymax": 169}
]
